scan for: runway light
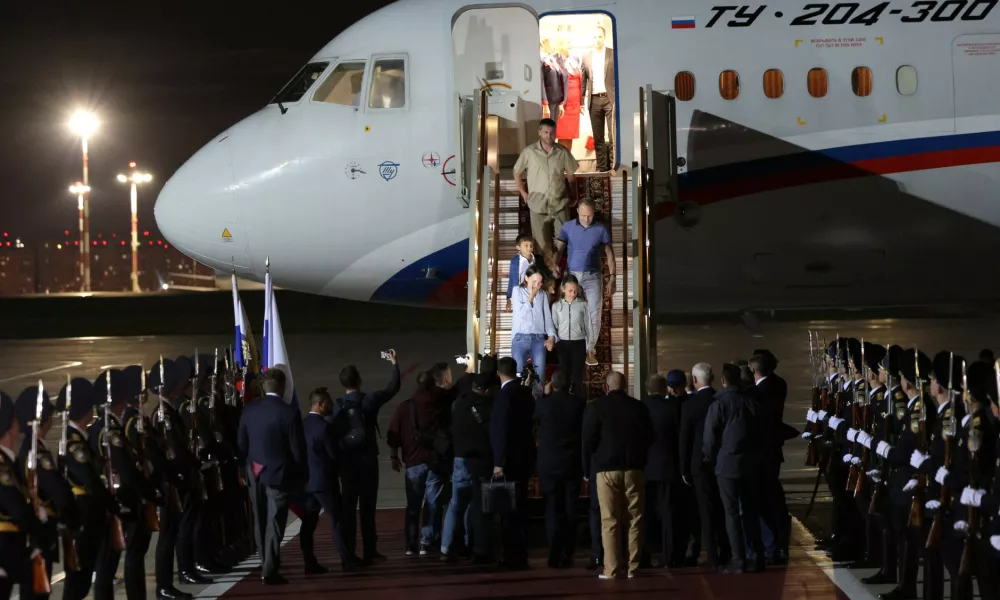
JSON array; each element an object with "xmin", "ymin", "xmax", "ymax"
[
  {"xmin": 129, "ymin": 161, "xmax": 136, "ymax": 168},
  {"xmin": 117, "ymin": 174, "xmax": 128, "ymax": 183},
  {"xmin": 56, "ymin": 244, "xmax": 62, "ymax": 249},
  {"xmin": 148, "ymin": 241, "xmax": 153, "ymax": 246},
  {"xmin": 64, "ymin": 230, "xmax": 69, "ymax": 236},
  {"xmin": 164, "ymin": 244, "xmax": 169, "ymax": 249},
  {"xmin": 120, "ymin": 241, "xmax": 125, "ymax": 246},
  {"xmin": 143, "ymin": 231, "xmax": 149, "ymax": 236},
  {"xmin": 161, "ymin": 283, "xmax": 169, "ymax": 290},
  {"xmin": 93, "ymin": 241, "xmax": 97, "ymax": 246},
  {"xmin": 74, "ymin": 241, "xmax": 79, "ymax": 246},
  {"xmin": 102, "ymin": 241, "xmax": 107, "ymax": 246},
  {"xmin": 157, "ymin": 240, "xmax": 162, "ymax": 245}
]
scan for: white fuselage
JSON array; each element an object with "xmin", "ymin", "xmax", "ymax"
[{"xmin": 155, "ymin": 0, "xmax": 1000, "ymax": 313}]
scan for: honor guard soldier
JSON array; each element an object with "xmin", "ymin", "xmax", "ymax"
[
  {"xmin": 122, "ymin": 364, "xmax": 167, "ymax": 600},
  {"xmin": 149, "ymin": 357, "xmax": 202, "ymax": 600},
  {"xmin": 945, "ymin": 360, "xmax": 998, "ymax": 600},
  {"xmin": 957, "ymin": 359, "xmax": 1000, "ymax": 598},
  {"xmin": 56, "ymin": 377, "xmax": 112, "ymax": 600},
  {"xmin": 15, "ymin": 384, "xmax": 78, "ymax": 600},
  {"xmin": 0, "ymin": 391, "xmax": 36, "ymax": 600},
  {"xmin": 845, "ymin": 342, "xmax": 886, "ymax": 572},
  {"xmin": 908, "ymin": 351, "xmax": 964, "ymax": 600}
]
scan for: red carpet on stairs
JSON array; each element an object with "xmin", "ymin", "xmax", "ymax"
[{"xmin": 220, "ymin": 509, "xmax": 850, "ymax": 599}]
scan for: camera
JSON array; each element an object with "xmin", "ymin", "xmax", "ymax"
[{"xmin": 520, "ymin": 364, "xmax": 538, "ymax": 387}]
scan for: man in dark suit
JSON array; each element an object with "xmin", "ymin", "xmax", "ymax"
[
  {"xmin": 582, "ymin": 25, "xmax": 616, "ymax": 171},
  {"xmin": 679, "ymin": 362, "xmax": 730, "ymax": 567},
  {"xmin": 703, "ymin": 363, "xmax": 766, "ymax": 574},
  {"xmin": 642, "ymin": 372, "xmax": 685, "ymax": 568},
  {"xmin": 750, "ymin": 351, "xmax": 790, "ymax": 563},
  {"xmin": 237, "ymin": 368, "xmax": 307, "ymax": 584},
  {"xmin": 534, "ymin": 371, "xmax": 584, "ymax": 568},
  {"xmin": 299, "ymin": 387, "xmax": 354, "ymax": 573},
  {"xmin": 490, "ymin": 357, "xmax": 536, "ymax": 569}
]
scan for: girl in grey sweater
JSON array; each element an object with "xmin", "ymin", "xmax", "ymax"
[{"xmin": 551, "ymin": 275, "xmax": 595, "ymax": 396}]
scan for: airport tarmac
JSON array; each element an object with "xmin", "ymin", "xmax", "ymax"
[{"xmin": 2, "ymin": 314, "xmax": 998, "ymax": 598}]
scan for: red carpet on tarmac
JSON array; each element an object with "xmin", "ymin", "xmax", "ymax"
[{"xmin": 219, "ymin": 509, "xmax": 850, "ymax": 599}]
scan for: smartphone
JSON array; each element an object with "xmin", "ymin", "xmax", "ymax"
[
  {"xmin": 380, "ymin": 350, "xmax": 391, "ymax": 360},
  {"xmin": 455, "ymin": 354, "xmax": 471, "ymax": 365}
]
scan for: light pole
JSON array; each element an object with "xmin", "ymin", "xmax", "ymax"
[
  {"xmin": 69, "ymin": 111, "xmax": 98, "ymax": 292},
  {"xmin": 117, "ymin": 163, "xmax": 152, "ymax": 292},
  {"xmin": 68, "ymin": 182, "xmax": 90, "ymax": 280}
]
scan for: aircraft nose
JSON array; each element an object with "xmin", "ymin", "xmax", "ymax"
[{"xmin": 155, "ymin": 131, "xmax": 248, "ymax": 269}]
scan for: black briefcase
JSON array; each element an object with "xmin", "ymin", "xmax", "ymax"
[{"xmin": 481, "ymin": 476, "xmax": 517, "ymax": 515}]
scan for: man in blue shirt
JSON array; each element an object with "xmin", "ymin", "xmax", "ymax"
[{"xmin": 553, "ymin": 198, "xmax": 615, "ymax": 366}]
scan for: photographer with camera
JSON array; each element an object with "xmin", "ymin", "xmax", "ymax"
[{"xmin": 330, "ymin": 349, "xmax": 401, "ymax": 565}]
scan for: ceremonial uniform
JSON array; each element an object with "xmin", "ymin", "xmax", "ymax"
[
  {"xmin": 0, "ymin": 392, "xmax": 34, "ymax": 600},
  {"xmin": 56, "ymin": 378, "xmax": 113, "ymax": 600},
  {"xmin": 846, "ymin": 342, "xmax": 885, "ymax": 571},
  {"xmin": 14, "ymin": 387, "xmax": 78, "ymax": 600}
]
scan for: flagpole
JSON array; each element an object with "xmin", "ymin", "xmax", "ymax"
[{"xmin": 263, "ymin": 257, "xmax": 271, "ymax": 373}]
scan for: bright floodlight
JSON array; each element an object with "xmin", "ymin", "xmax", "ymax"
[
  {"xmin": 118, "ymin": 171, "xmax": 152, "ymax": 184},
  {"xmin": 69, "ymin": 182, "xmax": 91, "ymax": 194},
  {"xmin": 117, "ymin": 174, "xmax": 128, "ymax": 183},
  {"xmin": 69, "ymin": 111, "xmax": 99, "ymax": 138}
]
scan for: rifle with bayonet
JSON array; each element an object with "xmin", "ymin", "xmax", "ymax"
[
  {"xmin": 846, "ymin": 343, "xmax": 861, "ymax": 493},
  {"xmin": 57, "ymin": 374, "xmax": 80, "ymax": 572},
  {"xmin": 806, "ymin": 330, "xmax": 820, "ymax": 467},
  {"xmin": 135, "ymin": 366, "xmax": 160, "ymax": 532},
  {"xmin": 959, "ymin": 359, "xmax": 979, "ymax": 576},
  {"xmin": 188, "ymin": 350, "xmax": 208, "ymax": 501},
  {"xmin": 854, "ymin": 339, "xmax": 871, "ymax": 498},
  {"xmin": 826, "ymin": 334, "xmax": 843, "ymax": 480},
  {"xmin": 927, "ymin": 353, "xmax": 958, "ymax": 548},
  {"xmin": 102, "ymin": 370, "xmax": 126, "ymax": 551},
  {"xmin": 27, "ymin": 380, "xmax": 50, "ymax": 595},
  {"xmin": 909, "ymin": 348, "xmax": 928, "ymax": 528},
  {"xmin": 869, "ymin": 344, "xmax": 894, "ymax": 515},
  {"xmin": 207, "ymin": 348, "xmax": 224, "ymax": 493}
]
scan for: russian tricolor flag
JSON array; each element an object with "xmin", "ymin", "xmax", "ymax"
[
  {"xmin": 262, "ymin": 259, "xmax": 295, "ymax": 405},
  {"xmin": 671, "ymin": 16, "xmax": 695, "ymax": 29},
  {"xmin": 231, "ymin": 272, "xmax": 258, "ymax": 373}
]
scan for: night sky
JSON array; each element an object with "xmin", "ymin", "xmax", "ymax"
[{"xmin": 0, "ymin": 0, "xmax": 394, "ymax": 241}]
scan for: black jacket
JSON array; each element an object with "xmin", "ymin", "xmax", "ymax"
[
  {"xmin": 490, "ymin": 380, "xmax": 537, "ymax": 479},
  {"xmin": 755, "ymin": 375, "xmax": 788, "ymax": 464},
  {"xmin": 582, "ymin": 390, "xmax": 655, "ymax": 474},
  {"xmin": 237, "ymin": 394, "xmax": 307, "ymax": 491},
  {"xmin": 679, "ymin": 387, "xmax": 717, "ymax": 477},
  {"xmin": 703, "ymin": 385, "xmax": 764, "ymax": 479},
  {"xmin": 302, "ymin": 412, "xmax": 338, "ymax": 493},
  {"xmin": 451, "ymin": 390, "xmax": 494, "ymax": 478},
  {"xmin": 330, "ymin": 365, "xmax": 401, "ymax": 459},
  {"xmin": 644, "ymin": 393, "xmax": 684, "ymax": 483},
  {"xmin": 535, "ymin": 390, "xmax": 585, "ymax": 480}
]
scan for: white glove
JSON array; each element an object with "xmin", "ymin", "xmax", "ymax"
[
  {"xmin": 961, "ymin": 487, "xmax": 975, "ymax": 506},
  {"xmin": 847, "ymin": 428, "xmax": 859, "ymax": 442},
  {"xmin": 972, "ymin": 488, "xmax": 985, "ymax": 507},
  {"xmin": 926, "ymin": 499, "xmax": 941, "ymax": 510},
  {"xmin": 876, "ymin": 441, "xmax": 891, "ymax": 459},
  {"xmin": 991, "ymin": 535, "xmax": 1000, "ymax": 551},
  {"xmin": 802, "ymin": 431, "xmax": 812, "ymax": 439},
  {"xmin": 903, "ymin": 479, "xmax": 918, "ymax": 492},
  {"xmin": 867, "ymin": 469, "xmax": 880, "ymax": 478},
  {"xmin": 843, "ymin": 453, "xmax": 854, "ymax": 464},
  {"xmin": 807, "ymin": 410, "xmax": 817, "ymax": 423},
  {"xmin": 910, "ymin": 450, "xmax": 929, "ymax": 469},
  {"xmin": 818, "ymin": 410, "xmax": 829, "ymax": 421},
  {"xmin": 852, "ymin": 456, "xmax": 862, "ymax": 465},
  {"xmin": 954, "ymin": 520, "xmax": 968, "ymax": 532},
  {"xmin": 935, "ymin": 466, "xmax": 949, "ymax": 486},
  {"xmin": 858, "ymin": 432, "xmax": 873, "ymax": 449},
  {"xmin": 871, "ymin": 473, "xmax": 882, "ymax": 483},
  {"xmin": 828, "ymin": 416, "xmax": 843, "ymax": 430}
]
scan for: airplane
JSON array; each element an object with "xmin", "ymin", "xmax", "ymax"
[{"xmin": 154, "ymin": 0, "xmax": 1000, "ymax": 316}]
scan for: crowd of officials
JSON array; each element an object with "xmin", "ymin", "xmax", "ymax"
[{"xmin": 804, "ymin": 339, "xmax": 1000, "ymax": 600}]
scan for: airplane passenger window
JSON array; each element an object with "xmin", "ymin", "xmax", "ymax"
[
  {"xmin": 312, "ymin": 61, "xmax": 367, "ymax": 107},
  {"xmin": 271, "ymin": 62, "xmax": 329, "ymax": 104},
  {"xmin": 896, "ymin": 65, "xmax": 918, "ymax": 96},
  {"xmin": 763, "ymin": 69, "xmax": 784, "ymax": 99},
  {"xmin": 369, "ymin": 58, "xmax": 406, "ymax": 109},
  {"xmin": 674, "ymin": 72, "xmax": 695, "ymax": 101},
  {"xmin": 852, "ymin": 67, "xmax": 873, "ymax": 97},
  {"xmin": 719, "ymin": 70, "xmax": 740, "ymax": 100},
  {"xmin": 807, "ymin": 68, "xmax": 828, "ymax": 98}
]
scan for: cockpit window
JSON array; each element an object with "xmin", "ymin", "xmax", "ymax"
[
  {"xmin": 369, "ymin": 58, "xmax": 406, "ymax": 109},
  {"xmin": 271, "ymin": 62, "xmax": 329, "ymax": 104},
  {"xmin": 312, "ymin": 61, "xmax": 367, "ymax": 106}
]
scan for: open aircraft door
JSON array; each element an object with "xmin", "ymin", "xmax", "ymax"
[{"xmin": 633, "ymin": 86, "xmax": 680, "ymax": 393}]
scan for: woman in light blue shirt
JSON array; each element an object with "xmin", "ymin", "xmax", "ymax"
[{"xmin": 511, "ymin": 266, "xmax": 557, "ymax": 378}]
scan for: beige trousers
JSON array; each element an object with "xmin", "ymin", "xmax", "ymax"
[
  {"xmin": 596, "ymin": 469, "xmax": 645, "ymax": 577},
  {"xmin": 528, "ymin": 207, "xmax": 569, "ymax": 257}
]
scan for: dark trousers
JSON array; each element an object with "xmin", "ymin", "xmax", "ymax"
[
  {"xmin": 340, "ymin": 460, "xmax": 380, "ymax": 559},
  {"xmin": 247, "ymin": 465, "xmax": 267, "ymax": 553},
  {"xmin": 589, "ymin": 94, "xmax": 614, "ymax": 171},
  {"xmin": 643, "ymin": 480, "xmax": 671, "ymax": 566},
  {"xmin": 557, "ymin": 340, "xmax": 587, "ymax": 396},
  {"xmin": 299, "ymin": 490, "xmax": 349, "ymax": 565},
  {"xmin": 262, "ymin": 486, "xmax": 289, "ymax": 578},
  {"xmin": 693, "ymin": 472, "xmax": 730, "ymax": 566},
  {"xmin": 195, "ymin": 486, "xmax": 223, "ymax": 564},
  {"xmin": 944, "ymin": 534, "xmax": 973, "ymax": 600},
  {"xmin": 21, "ymin": 528, "xmax": 54, "ymax": 600},
  {"xmin": 155, "ymin": 484, "xmax": 197, "ymax": 587},
  {"xmin": 762, "ymin": 460, "xmax": 790, "ymax": 556},
  {"xmin": 499, "ymin": 477, "xmax": 529, "ymax": 565},
  {"xmin": 63, "ymin": 511, "xmax": 105, "ymax": 600},
  {"xmin": 541, "ymin": 476, "xmax": 578, "ymax": 563},
  {"xmin": 888, "ymin": 505, "xmax": 919, "ymax": 594},
  {"xmin": 921, "ymin": 521, "xmax": 944, "ymax": 600},
  {"xmin": 717, "ymin": 475, "xmax": 764, "ymax": 566},
  {"xmin": 93, "ymin": 517, "xmax": 122, "ymax": 600},
  {"xmin": 124, "ymin": 511, "xmax": 152, "ymax": 600},
  {"xmin": 0, "ymin": 533, "xmax": 24, "ymax": 600}
]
